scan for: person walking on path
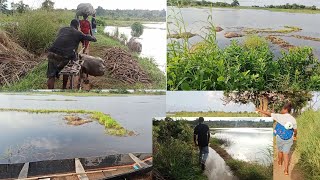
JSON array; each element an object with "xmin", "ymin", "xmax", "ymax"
[
  {"xmin": 47, "ymin": 19, "xmax": 96, "ymax": 89},
  {"xmin": 194, "ymin": 117, "xmax": 210, "ymax": 171},
  {"xmin": 256, "ymin": 103, "xmax": 297, "ymax": 176}
]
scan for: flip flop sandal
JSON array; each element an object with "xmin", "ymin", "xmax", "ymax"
[{"xmin": 284, "ymin": 171, "xmax": 289, "ymax": 176}]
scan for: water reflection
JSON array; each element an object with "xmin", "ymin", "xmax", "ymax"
[
  {"xmin": 0, "ymin": 94, "xmax": 165, "ymax": 164},
  {"xmin": 168, "ymin": 7, "xmax": 320, "ymax": 59},
  {"xmin": 205, "ymin": 147, "xmax": 237, "ymax": 180},
  {"xmin": 212, "ymin": 128, "xmax": 273, "ymax": 165}
]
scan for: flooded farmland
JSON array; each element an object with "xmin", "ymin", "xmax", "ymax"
[
  {"xmin": 168, "ymin": 7, "xmax": 320, "ymax": 58},
  {"xmin": 0, "ymin": 94, "xmax": 165, "ymax": 164}
]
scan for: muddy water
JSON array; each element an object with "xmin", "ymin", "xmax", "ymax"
[
  {"xmin": 213, "ymin": 128, "xmax": 273, "ymax": 165},
  {"xmin": 168, "ymin": 7, "xmax": 320, "ymax": 58},
  {"xmin": 104, "ymin": 23, "xmax": 166, "ymax": 71},
  {"xmin": 205, "ymin": 0, "xmax": 320, "ymax": 7},
  {"xmin": 0, "ymin": 94, "xmax": 165, "ymax": 164},
  {"xmin": 205, "ymin": 147, "xmax": 237, "ymax": 180}
]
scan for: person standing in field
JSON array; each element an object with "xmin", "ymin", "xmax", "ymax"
[
  {"xmin": 47, "ymin": 19, "xmax": 96, "ymax": 89},
  {"xmin": 79, "ymin": 14, "xmax": 93, "ymax": 54},
  {"xmin": 256, "ymin": 103, "xmax": 297, "ymax": 176},
  {"xmin": 91, "ymin": 14, "xmax": 97, "ymax": 35},
  {"xmin": 194, "ymin": 117, "xmax": 210, "ymax": 171}
]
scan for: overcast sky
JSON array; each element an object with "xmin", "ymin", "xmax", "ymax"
[
  {"xmin": 6, "ymin": 0, "xmax": 166, "ymax": 10},
  {"xmin": 166, "ymin": 91, "xmax": 320, "ymax": 112}
]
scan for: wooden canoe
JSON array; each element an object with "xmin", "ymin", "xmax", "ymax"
[{"xmin": 0, "ymin": 153, "xmax": 152, "ymax": 180}]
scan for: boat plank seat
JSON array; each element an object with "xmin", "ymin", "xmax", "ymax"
[
  {"xmin": 18, "ymin": 162, "xmax": 29, "ymax": 179},
  {"xmin": 75, "ymin": 158, "xmax": 89, "ymax": 180},
  {"xmin": 129, "ymin": 153, "xmax": 148, "ymax": 168}
]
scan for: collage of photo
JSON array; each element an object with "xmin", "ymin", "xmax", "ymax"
[{"xmin": 0, "ymin": 0, "xmax": 320, "ymax": 180}]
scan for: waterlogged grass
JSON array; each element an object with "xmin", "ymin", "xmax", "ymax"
[
  {"xmin": 0, "ymin": 108, "xmax": 134, "ymax": 136},
  {"xmin": 167, "ymin": 14, "xmax": 320, "ymax": 91},
  {"xmin": 168, "ymin": 111, "xmax": 259, "ymax": 117},
  {"xmin": 167, "ymin": 32, "xmax": 196, "ymax": 39},
  {"xmin": 296, "ymin": 110, "xmax": 320, "ymax": 179},
  {"xmin": 244, "ymin": 26, "xmax": 302, "ymax": 34}
]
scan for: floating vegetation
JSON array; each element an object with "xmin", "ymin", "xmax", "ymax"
[
  {"xmin": 0, "ymin": 108, "xmax": 135, "ymax": 136},
  {"xmin": 266, "ymin": 35, "xmax": 295, "ymax": 49},
  {"xmin": 224, "ymin": 32, "xmax": 243, "ymax": 38},
  {"xmin": 292, "ymin": 35, "xmax": 320, "ymax": 42},
  {"xmin": 244, "ymin": 26, "xmax": 302, "ymax": 34},
  {"xmin": 167, "ymin": 32, "xmax": 196, "ymax": 39},
  {"xmin": 64, "ymin": 115, "xmax": 92, "ymax": 126},
  {"xmin": 215, "ymin": 26, "xmax": 224, "ymax": 32}
]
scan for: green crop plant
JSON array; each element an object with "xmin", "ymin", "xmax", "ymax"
[{"xmin": 167, "ymin": 12, "xmax": 320, "ymax": 91}]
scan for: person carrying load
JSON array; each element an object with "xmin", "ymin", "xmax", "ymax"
[
  {"xmin": 256, "ymin": 103, "xmax": 297, "ymax": 176},
  {"xmin": 47, "ymin": 19, "xmax": 97, "ymax": 89},
  {"xmin": 79, "ymin": 14, "xmax": 93, "ymax": 54}
]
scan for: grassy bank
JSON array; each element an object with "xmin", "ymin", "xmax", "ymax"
[
  {"xmin": 296, "ymin": 110, "xmax": 320, "ymax": 179},
  {"xmin": 167, "ymin": 111, "xmax": 259, "ymax": 117},
  {"xmin": 209, "ymin": 137, "xmax": 273, "ymax": 180},
  {"xmin": 0, "ymin": 108, "xmax": 134, "ymax": 136}
]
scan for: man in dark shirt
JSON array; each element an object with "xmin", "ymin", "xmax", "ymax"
[
  {"xmin": 91, "ymin": 14, "xmax": 97, "ymax": 35},
  {"xmin": 194, "ymin": 117, "xmax": 210, "ymax": 171},
  {"xmin": 47, "ymin": 19, "xmax": 97, "ymax": 89}
]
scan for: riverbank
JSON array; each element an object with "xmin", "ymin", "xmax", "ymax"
[
  {"xmin": 210, "ymin": 137, "xmax": 273, "ymax": 180},
  {"xmin": 167, "ymin": 111, "xmax": 259, "ymax": 117}
]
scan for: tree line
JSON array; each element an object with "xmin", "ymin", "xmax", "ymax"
[
  {"xmin": 167, "ymin": 0, "xmax": 240, "ymax": 7},
  {"xmin": 95, "ymin": 6, "xmax": 166, "ymax": 21}
]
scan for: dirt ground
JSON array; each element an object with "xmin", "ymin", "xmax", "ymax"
[{"xmin": 273, "ymin": 143, "xmax": 304, "ymax": 180}]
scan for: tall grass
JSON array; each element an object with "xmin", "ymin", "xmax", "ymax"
[
  {"xmin": 153, "ymin": 119, "xmax": 206, "ymax": 179},
  {"xmin": 3, "ymin": 10, "xmax": 73, "ymax": 54},
  {"xmin": 167, "ymin": 11, "xmax": 320, "ymax": 91},
  {"xmin": 297, "ymin": 110, "xmax": 320, "ymax": 179}
]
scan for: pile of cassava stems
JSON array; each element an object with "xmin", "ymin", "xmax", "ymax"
[
  {"xmin": 0, "ymin": 31, "xmax": 38, "ymax": 87},
  {"xmin": 104, "ymin": 47, "xmax": 151, "ymax": 84}
]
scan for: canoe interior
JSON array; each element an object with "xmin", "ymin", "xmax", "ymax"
[{"xmin": 0, "ymin": 153, "xmax": 152, "ymax": 179}]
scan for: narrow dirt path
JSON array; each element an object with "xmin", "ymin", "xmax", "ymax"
[{"xmin": 273, "ymin": 147, "xmax": 304, "ymax": 180}]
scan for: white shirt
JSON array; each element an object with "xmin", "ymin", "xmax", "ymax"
[{"xmin": 271, "ymin": 113, "xmax": 297, "ymax": 129}]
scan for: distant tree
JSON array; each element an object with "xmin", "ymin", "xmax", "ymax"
[
  {"xmin": 12, "ymin": 1, "xmax": 29, "ymax": 13},
  {"xmin": 96, "ymin": 6, "xmax": 105, "ymax": 16},
  {"xmin": 131, "ymin": 22, "xmax": 144, "ymax": 37},
  {"xmin": 0, "ymin": 0, "xmax": 8, "ymax": 13},
  {"xmin": 231, "ymin": 0, "xmax": 240, "ymax": 6},
  {"xmin": 41, "ymin": 0, "xmax": 54, "ymax": 10}
]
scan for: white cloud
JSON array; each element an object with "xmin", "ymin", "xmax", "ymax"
[{"xmin": 7, "ymin": 0, "xmax": 166, "ymax": 10}]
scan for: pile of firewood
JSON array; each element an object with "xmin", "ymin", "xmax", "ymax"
[
  {"xmin": 0, "ymin": 31, "xmax": 38, "ymax": 87},
  {"xmin": 104, "ymin": 47, "xmax": 151, "ymax": 84}
]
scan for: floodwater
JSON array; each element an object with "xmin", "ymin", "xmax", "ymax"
[
  {"xmin": 168, "ymin": 7, "xmax": 320, "ymax": 58},
  {"xmin": 205, "ymin": 0, "xmax": 320, "ymax": 7},
  {"xmin": 205, "ymin": 147, "xmax": 237, "ymax": 180},
  {"xmin": 104, "ymin": 22, "xmax": 166, "ymax": 71},
  {"xmin": 0, "ymin": 94, "xmax": 165, "ymax": 164},
  {"xmin": 212, "ymin": 128, "xmax": 273, "ymax": 165}
]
